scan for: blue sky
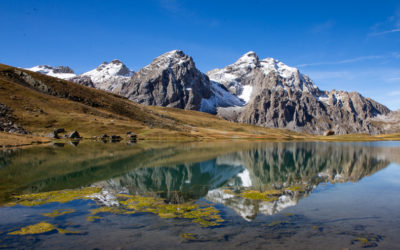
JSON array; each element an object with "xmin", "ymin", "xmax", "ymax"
[{"xmin": 1, "ymin": 0, "xmax": 400, "ymax": 110}]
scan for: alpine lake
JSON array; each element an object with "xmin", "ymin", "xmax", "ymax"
[{"xmin": 0, "ymin": 140, "xmax": 400, "ymax": 249}]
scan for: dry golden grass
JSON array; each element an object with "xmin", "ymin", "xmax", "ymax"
[
  {"xmin": 0, "ymin": 63, "xmax": 302, "ymax": 143},
  {"xmin": 0, "ymin": 132, "xmax": 50, "ymax": 147},
  {"xmin": 0, "ymin": 62, "xmax": 399, "ymax": 146}
]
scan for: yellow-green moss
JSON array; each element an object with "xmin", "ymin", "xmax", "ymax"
[
  {"xmin": 113, "ymin": 194, "xmax": 224, "ymax": 227},
  {"xmin": 42, "ymin": 209, "xmax": 75, "ymax": 218},
  {"xmin": 356, "ymin": 237, "xmax": 369, "ymax": 244},
  {"xmin": 223, "ymin": 189, "xmax": 234, "ymax": 195},
  {"xmin": 8, "ymin": 222, "xmax": 56, "ymax": 235},
  {"xmin": 180, "ymin": 233, "xmax": 198, "ymax": 240},
  {"xmin": 56, "ymin": 228, "xmax": 81, "ymax": 234},
  {"xmin": 86, "ymin": 216, "xmax": 102, "ymax": 222},
  {"xmin": 268, "ymin": 220, "xmax": 289, "ymax": 227},
  {"xmin": 7, "ymin": 187, "xmax": 102, "ymax": 207},
  {"xmin": 240, "ymin": 190, "xmax": 281, "ymax": 201},
  {"xmin": 90, "ymin": 206, "xmax": 135, "ymax": 216}
]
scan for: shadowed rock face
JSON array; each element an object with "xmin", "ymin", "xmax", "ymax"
[{"xmin": 119, "ymin": 50, "xmax": 214, "ymax": 111}]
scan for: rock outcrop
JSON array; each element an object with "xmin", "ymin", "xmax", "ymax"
[{"xmin": 0, "ymin": 103, "xmax": 28, "ymax": 134}]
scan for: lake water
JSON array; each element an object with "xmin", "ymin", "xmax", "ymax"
[{"xmin": 0, "ymin": 140, "xmax": 400, "ymax": 249}]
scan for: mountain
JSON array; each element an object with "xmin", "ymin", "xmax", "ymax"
[
  {"xmin": 25, "ymin": 65, "xmax": 76, "ymax": 80},
  {"xmin": 207, "ymin": 52, "xmax": 391, "ymax": 135},
  {"xmin": 26, "ymin": 60, "xmax": 134, "ymax": 93},
  {"xmin": 77, "ymin": 59, "xmax": 134, "ymax": 93},
  {"xmin": 25, "ymin": 51, "xmax": 397, "ymax": 135},
  {"xmin": 117, "ymin": 50, "xmax": 392, "ymax": 135},
  {"xmin": 1, "ymin": 63, "xmax": 299, "ymax": 141},
  {"xmin": 119, "ymin": 50, "xmax": 242, "ymax": 113}
]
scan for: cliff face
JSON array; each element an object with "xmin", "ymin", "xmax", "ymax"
[
  {"xmin": 119, "ymin": 50, "xmax": 213, "ymax": 111},
  {"xmin": 208, "ymin": 52, "xmax": 390, "ymax": 135}
]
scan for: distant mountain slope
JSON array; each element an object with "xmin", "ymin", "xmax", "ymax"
[
  {"xmin": 26, "ymin": 65, "xmax": 76, "ymax": 80},
  {"xmin": 26, "ymin": 60, "xmax": 134, "ymax": 93},
  {"xmin": 0, "ymin": 63, "xmax": 299, "ymax": 140}
]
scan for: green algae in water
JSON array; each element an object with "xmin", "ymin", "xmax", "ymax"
[
  {"xmin": 88, "ymin": 194, "xmax": 225, "ymax": 227},
  {"xmin": 56, "ymin": 228, "xmax": 82, "ymax": 235},
  {"xmin": 5, "ymin": 188, "xmax": 224, "ymax": 228},
  {"xmin": 90, "ymin": 206, "xmax": 136, "ymax": 216},
  {"xmin": 8, "ymin": 222, "xmax": 57, "ymax": 235},
  {"xmin": 42, "ymin": 209, "xmax": 76, "ymax": 218},
  {"xmin": 7, "ymin": 187, "xmax": 102, "ymax": 207},
  {"xmin": 351, "ymin": 233, "xmax": 384, "ymax": 248},
  {"xmin": 180, "ymin": 233, "xmax": 198, "ymax": 240},
  {"xmin": 8, "ymin": 222, "xmax": 83, "ymax": 236},
  {"xmin": 268, "ymin": 220, "xmax": 289, "ymax": 227},
  {"xmin": 86, "ymin": 215, "xmax": 102, "ymax": 222},
  {"xmin": 240, "ymin": 190, "xmax": 281, "ymax": 201}
]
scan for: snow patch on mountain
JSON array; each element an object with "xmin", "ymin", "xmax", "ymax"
[
  {"xmin": 238, "ymin": 85, "xmax": 253, "ymax": 103},
  {"xmin": 200, "ymin": 81, "xmax": 245, "ymax": 113},
  {"xmin": 237, "ymin": 169, "xmax": 252, "ymax": 187},
  {"xmin": 26, "ymin": 65, "xmax": 76, "ymax": 80}
]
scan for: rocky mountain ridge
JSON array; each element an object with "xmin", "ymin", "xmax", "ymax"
[
  {"xmin": 207, "ymin": 51, "xmax": 391, "ymax": 134},
  {"xmin": 25, "ymin": 50, "xmax": 398, "ymax": 135}
]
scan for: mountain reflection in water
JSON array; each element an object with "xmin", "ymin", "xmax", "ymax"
[
  {"xmin": 1, "ymin": 141, "xmax": 400, "ymax": 249},
  {"xmin": 0, "ymin": 141, "xmax": 390, "ymax": 221}
]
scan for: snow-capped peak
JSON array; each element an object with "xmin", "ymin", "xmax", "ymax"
[
  {"xmin": 82, "ymin": 59, "xmax": 133, "ymax": 82},
  {"xmin": 77, "ymin": 60, "xmax": 134, "ymax": 92},
  {"xmin": 146, "ymin": 50, "xmax": 192, "ymax": 70},
  {"xmin": 25, "ymin": 65, "xmax": 76, "ymax": 80},
  {"xmin": 207, "ymin": 51, "xmax": 319, "ymax": 98},
  {"xmin": 235, "ymin": 51, "xmax": 259, "ymax": 65},
  {"xmin": 259, "ymin": 57, "xmax": 299, "ymax": 79}
]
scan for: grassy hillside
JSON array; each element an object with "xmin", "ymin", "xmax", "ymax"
[{"xmin": 0, "ymin": 63, "xmax": 302, "ymax": 142}]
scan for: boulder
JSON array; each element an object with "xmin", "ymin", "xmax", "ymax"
[
  {"xmin": 52, "ymin": 128, "xmax": 66, "ymax": 139},
  {"xmin": 324, "ymin": 130, "xmax": 335, "ymax": 136},
  {"xmin": 110, "ymin": 135, "xmax": 122, "ymax": 141},
  {"xmin": 127, "ymin": 134, "xmax": 137, "ymax": 141},
  {"xmin": 69, "ymin": 131, "xmax": 81, "ymax": 139},
  {"xmin": 54, "ymin": 128, "xmax": 66, "ymax": 134}
]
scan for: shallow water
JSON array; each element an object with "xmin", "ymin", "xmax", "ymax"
[{"xmin": 0, "ymin": 140, "xmax": 400, "ymax": 249}]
